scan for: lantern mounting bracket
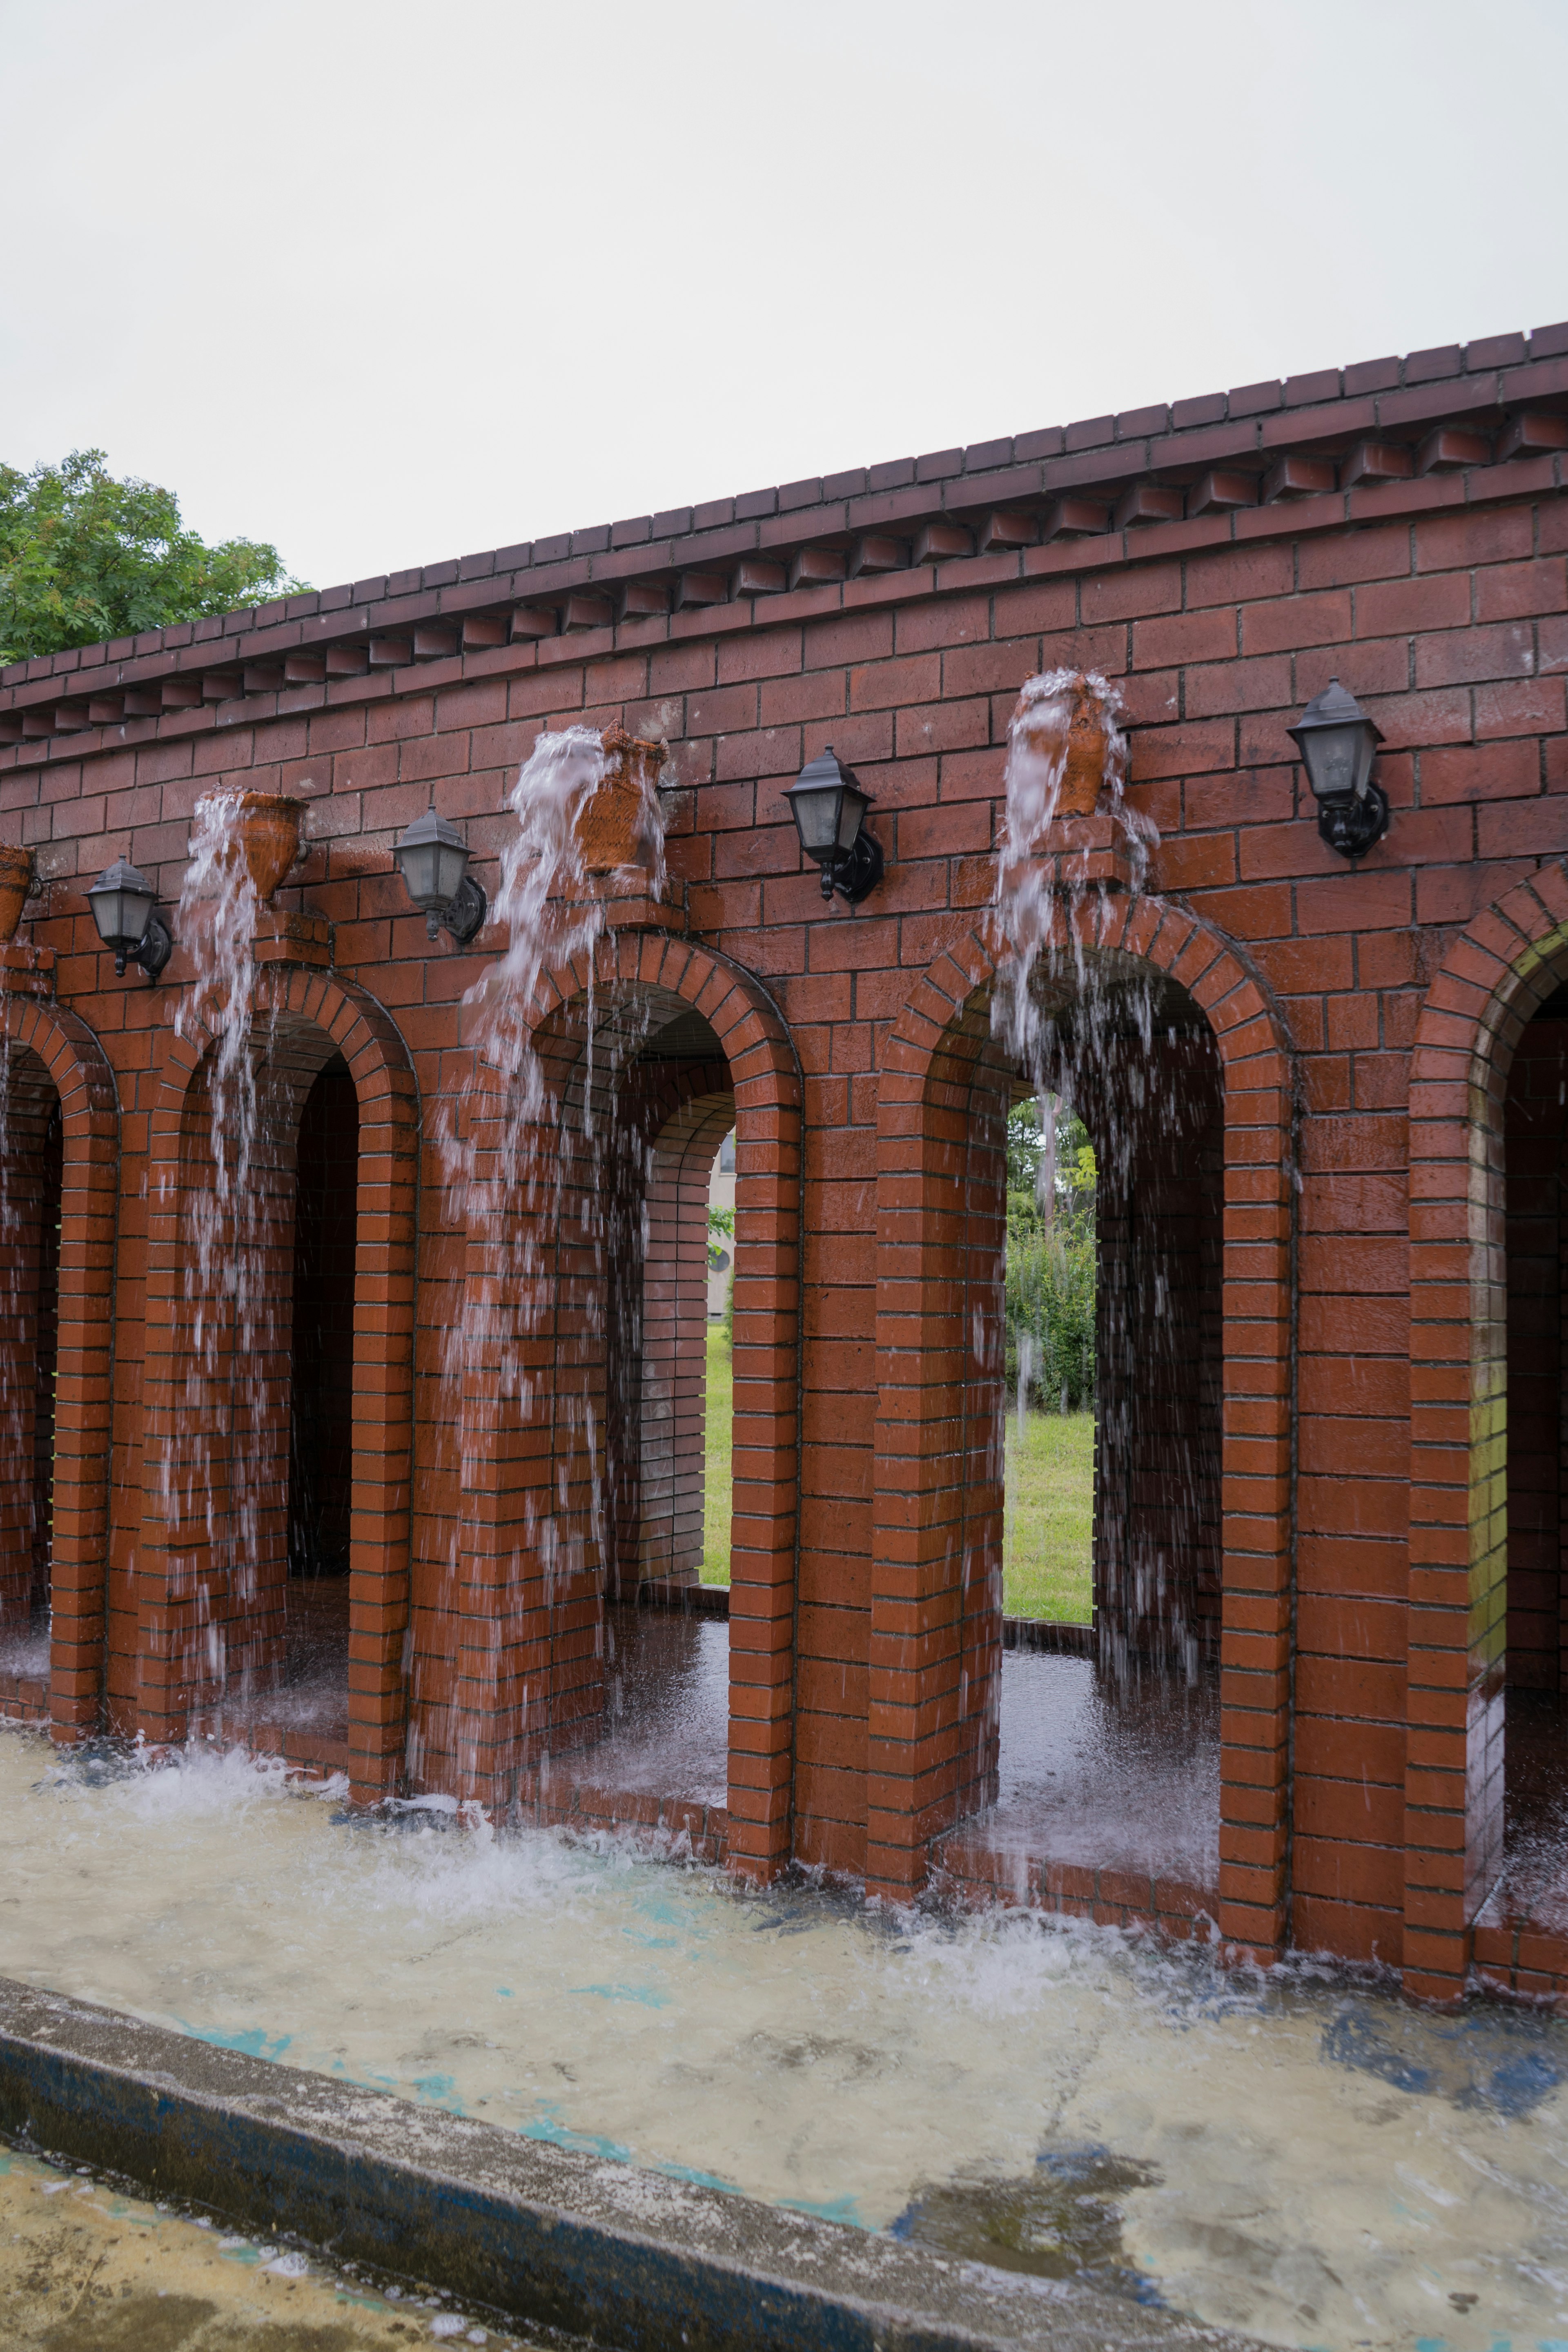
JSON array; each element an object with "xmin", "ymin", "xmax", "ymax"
[
  {"xmin": 426, "ymin": 873, "xmax": 488, "ymax": 944},
  {"xmin": 1316, "ymin": 782, "xmax": 1391, "ymax": 859},
  {"xmin": 818, "ymin": 829, "xmax": 885, "ymax": 904}
]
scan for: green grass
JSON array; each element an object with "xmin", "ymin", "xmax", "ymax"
[
  {"xmin": 1003, "ymin": 1408, "xmax": 1095, "ymax": 1621},
  {"xmin": 702, "ymin": 1323, "xmax": 733, "ymax": 1585}
]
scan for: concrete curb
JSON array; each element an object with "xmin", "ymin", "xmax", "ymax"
[{"xmin": 0, "ymin": 1976, "xmax": 1257, "ymax": 2350}]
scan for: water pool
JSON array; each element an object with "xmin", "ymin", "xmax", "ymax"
[{"xmin": 2, "ymin": 1722, "xmax": 1565, "ymax": 2351}]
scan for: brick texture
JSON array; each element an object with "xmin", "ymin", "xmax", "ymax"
[{"xmin": 2, "ymin": 326, "xmax": 1568, "ymax": 1988}]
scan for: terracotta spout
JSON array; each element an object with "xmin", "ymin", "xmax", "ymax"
[
  {"xmin": 576, "ymin": 725, "xmax": 668, "ymax": 876},
  {"xmin": 229, "ymin": 793, "xmax": 305, "ymax": 901},
  {"xmin": 0, "ymin": 843, "xmax": 34, "ymax": 942},
  {"xmin": 1006, "ymin": 669, "xmax": 1127, "ymax": 834}
]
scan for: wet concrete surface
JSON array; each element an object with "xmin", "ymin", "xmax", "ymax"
[
  {"xmin": 0, "ymin": 1976, "xmax": 1261, "ymax": 2352},
  {"xmin": 0, "ymin": 2140, "xmax": 538, "ymax": 2350},
  {"xmin": 551, "ymin": 1604, "xmax": 729, "ymax": 1806},
  {"xmin": 1488, "ymin": 1686, "xmax": 1568, "ymax": 1926}
]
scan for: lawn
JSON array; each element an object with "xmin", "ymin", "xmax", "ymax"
[
  {"xmin": 700, "ymin": 1335, "xmax": 1092, "ymax": 1617},
  {"xmin": 1003, "ymin": 1408, "xmax": 1094, "ymax": 1621},
  {"xmin": 702, "ymin": 1323, "xmax": 733, "ymax": 1584}
]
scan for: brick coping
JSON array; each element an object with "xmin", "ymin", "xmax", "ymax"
[
  {"xmin": 4, "ymin": 320, "xmax": 1566, "ymax": 738},
  {"xmin": 929, "ymin": 1835, "xmax": 1218, "ymax": 1944}
]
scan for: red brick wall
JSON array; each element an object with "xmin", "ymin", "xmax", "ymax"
[{"xmin": 3, "ymin": 325, "xmax": 1568, "ymax": 1989}]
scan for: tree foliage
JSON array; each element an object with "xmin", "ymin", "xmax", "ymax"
[
  {"xmin": 0, "ymin": 450, "xmax": 305, "ymax": 666},
  {"xmin": 1004, "ymin": 1097, "xmax": 1097, "ymax": 1412}
]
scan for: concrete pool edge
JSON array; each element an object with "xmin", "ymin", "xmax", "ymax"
[{"xmin": 0, "ymin": 1975, "xmax": 1261, "ymax": 2352}]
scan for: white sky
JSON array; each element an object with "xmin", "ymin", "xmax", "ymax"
[{"xmin": 4, "ymin": 0, "xmax": 1566, "ymax": 595}]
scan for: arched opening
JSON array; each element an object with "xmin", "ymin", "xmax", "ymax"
[
  {"xmin": 932, "ymin": 958, "xmax": 1225, "ymax": 1905},
  {"xmin": 872, "ymin": 903, "xmax": 1293, "ymax": 1953},
  {"xmin": 1489, "ymin": 980, "xmax": 1568, "ymax": 1921},
  {"xmin": 1405, "ymin": 885, "xmax": 1568, "ymax": 1999},
  {"xmin": 434, "ymin": 935, "xmax": 802, "ymax": 1878},
  {"xmin": 0, "ymin": 1043, "xmax": 62, "ymax": 1714},
  {"xmin": 518, "ymin": 996, "xmax": 736, "ymax": 1817},
  {"xmin": 134, "ymin": 976, "xmax": 416, "ymax": 1801},
  {"xmin": 282, "ymin": 1056, "xmax": 360, "ymax": 1734},
  {"xmin": 154, "ymin": 1028, "xmax": 360, "ymax": 1762},
  {"xmin": 598, "ymin": 1032, "xmax": 735, "ymax": 1811}
]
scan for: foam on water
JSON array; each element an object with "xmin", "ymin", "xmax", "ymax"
[{"xmin": 3, "ymin": 1720, "xmax": 1567, "ymax": 2351}]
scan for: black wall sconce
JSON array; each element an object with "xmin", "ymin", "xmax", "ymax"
[
  {"xmin": 783, "ymin": 746, "xmax": 884, "ymax": 904},
  {"xmin": 1288, "ymin": 678, "xmax": 1389, "ymax": 858},
  {"xmin": 87, "ymin": 858, "xmax": 173, "ymax": 980},
  {"xmin": 392, "ymin": 805, "xmax": 488, "ymax": 942}
]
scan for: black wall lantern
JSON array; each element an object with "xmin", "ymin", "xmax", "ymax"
[
  {"xmin": 1287, "ymin": 677, "xmax": 1390, "ymax": 858},
  {"xmin": 783, "ymin": 746, "xmax": 884, "ymax": 904},
  {"xmin": 392, "ymin": 805, "xmax": 488, "ymax": 943},
  {"xmin": 87, "ymin": 858, "xmax": 173, "ymax": 980}
]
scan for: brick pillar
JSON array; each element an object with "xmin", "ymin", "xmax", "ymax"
[
  {"xmin": 447, "ymin": 1068, "xmax": 557, "ymax": 1807},
  {"xmin": 869, "ymin": 1002, "xmax": 1012, "ymax": 1899}
]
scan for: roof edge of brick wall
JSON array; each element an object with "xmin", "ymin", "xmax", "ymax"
[{"xmin": 4, "ymin": 319, "xmax": 1567, "ymax": 726}]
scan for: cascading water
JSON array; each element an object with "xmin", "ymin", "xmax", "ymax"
[
  {"xmin": 985, "ymin": 668, "xmax": 1221, "ymax": 1879},
  {"xmin": 0, "ymin": 1030, "xmax": 61, "ymax": 1687},
  {"xmin": 420, "ymin": 726, "xmax": 671, "ymax": 1801},
  {"xmin": 161, "ymin": 789, "xmax": 272, "ymax": 1714}
]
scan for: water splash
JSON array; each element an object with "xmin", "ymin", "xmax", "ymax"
[
  {"xmin": 422, "ymin": 728, "xmax": 673, "ymax": 1799},
  {"xmin": 0, "ymin": 1028, "xmax": 60, "ymax": 1670},
  {"xmin": 157, "ymin": 790, "xmax": 273, "ymax": 1718},
  {"xmin": 991, "ymin": 669, "xmax": 1215, "ymax": 1690}
]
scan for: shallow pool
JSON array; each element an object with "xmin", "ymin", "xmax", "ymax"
[{"xmin": 2, "ymin": 1722, "xmax": 1566, "ymax": 2352}]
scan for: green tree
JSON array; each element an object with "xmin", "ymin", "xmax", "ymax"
[
  {"xmin": 1004, "ymin": 1096, "xmax": 1098, "ymax": 1411},
  {"xmin": 0, "ymin": 450, "xmax": 305, "ymax": 666}
]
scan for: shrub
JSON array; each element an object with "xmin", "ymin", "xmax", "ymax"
[{"xmin": 1004, "ymin": 1219, "xmax": 1096, "ymax": 1412}]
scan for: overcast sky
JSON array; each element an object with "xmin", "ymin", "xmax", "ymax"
[{"xmin": 4, "ymin": 0, "xmax": 1567, "ymax": 595}]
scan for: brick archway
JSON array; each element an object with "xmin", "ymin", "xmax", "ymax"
[
  {"xmin": 870, "ymin": 894, "xmax": 1297, "ymax": 1956},
  {"xmin": 0, "ymin": 994, "xmax": 118, "ymax": 1740},
  {"xmin": 443, "ymin": 930, "xmax": 801, "ymax": 1882},
  {"xmin": 1404, "ymin": 863, "xmax": 1568, "ymax": 2003},
  {"xmin": 134, "ymin": 967, "xmax": 419, "ymax": 1801}
]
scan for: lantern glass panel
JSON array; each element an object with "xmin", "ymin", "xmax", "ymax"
[
  {"xmin": 1304, "ymin": 721, "xmax": 1374, "ymax": 802},
  {"xmin": 793, "ymin": 782, "xmax": 844, "ymax": 858},
  {"xmin": 394, "ymin": 840, "xmax": 431, "ymax": 906},
  {"xmin": 89, "ymin": 877, "xmax": 151, "ymax": 948},
  {"xmin": 835, "ymin": 783, "xmax": 869, "ymax": 852},
  {"xmin": 434, "ymin": 836, "xmax": 469, "ymax": 905}
]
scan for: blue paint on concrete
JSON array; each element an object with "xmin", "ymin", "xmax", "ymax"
[
  {"xmin": 175, "ymin": 2022, "xmax": 294, "ymax": 2064},
  {"xmin": 569, "ymin": 1981, "xmax": 669, "ymax": 2008}
]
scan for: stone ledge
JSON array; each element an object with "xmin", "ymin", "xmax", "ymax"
[
  {"xmin": 252, "ymin": 909, "xmax": 333, "ymax": 967},
  {"xmin": 0, "ymin": 1975, "xmax": 1261, "ymax": 2352},
  {"xmin": 1008, "ymin": 813, "xmax": 1140, "ymax": 894},
  {"xmin": 548, "ymin": 873, "xmax": 688, "ymax": 933},
  {"xmin": 0, "ymin": 940, "xmax": 55, "ymax": 998}
]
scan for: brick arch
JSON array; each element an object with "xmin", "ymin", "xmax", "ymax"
[
  {"xmin": 134, "ymin": 965, "xmax": 419, "ymax": 1801},
  {"xmin": 870, "ymin": 893, "xmax": 1296, "ymax": 1956},
  {"xmin": 0, "ymin": 995, "xmax": 118, "ymax": 1740},
  {"xmin": 445, "ymin": 930, "xmax": 801, "ymax": 1882},
  {"xmin": 1403, "ymin": 863, "xmax": 1568, "ymax": 2003}
]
